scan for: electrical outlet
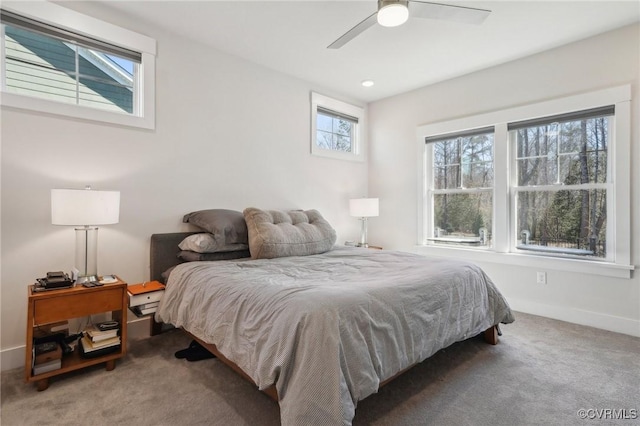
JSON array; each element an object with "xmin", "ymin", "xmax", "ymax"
[{"xmin": 536, "ymin": 271, "xmax": 547, "ymax": 284}]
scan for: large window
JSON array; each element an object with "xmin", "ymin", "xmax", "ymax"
[
  {"xmin": 0, "ymin": 3, "xmax": 156, "ymax": 129},
  {"xmin": 418, "ymin": 86, "xmax": 632, "ymax": 278},
  {"xmin": 311, "ymin": 92, "xmax": 365, "ymax": 161},
  {"xmin": 511, "ymin": 107, "xmax": 613, "ymax": 259},
  {"xmin": 426, "ymin": 128, "xmax": 494, "ymax": 247}
]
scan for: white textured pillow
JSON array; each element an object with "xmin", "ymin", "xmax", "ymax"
[
  {"xmin": 178, "ymin": 233, "xmax": 248, "ymax": 254},
  {"xmin": 243, "ymin": 208, "xmax": 336, "ymax": 259}
]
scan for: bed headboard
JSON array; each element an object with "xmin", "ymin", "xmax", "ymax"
[{"xmin": 150, "ymin": 232, "xmax": 200, "ymax": 282}]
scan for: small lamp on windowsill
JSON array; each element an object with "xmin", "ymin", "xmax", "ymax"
[
  {"xmin": 51, "ymin": 186, "xmax": 120, "ymax": 284},
  {"xmin": 349, "ymin": 197, "xmax": 379, "ymax": 248}
]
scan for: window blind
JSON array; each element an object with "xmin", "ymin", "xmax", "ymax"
[
  {"xmin": 508, "ymin": 105, "xmax": 614, "ymax": 131},
  {"xmin": 1, "ymin": 9, "xmax": 141, "ymax": 63},
  {"xmin": 317, "ymin": 106, "xmax": 358, "ymax": 124},
  {"xmin": 425, "ymin": 126, "xmax": 494, "ymax": 144}
]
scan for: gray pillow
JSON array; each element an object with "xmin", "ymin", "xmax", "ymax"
[
  {"xmin": 182, "ymin": 209, "xmax": 248, "ymax": 247},
  {"xmin": 178, "ymin": 233, "xmax": 248, "ymax": 253},
  {"xmin": 177, "ymin": 250, "xmax": 251, "ymax": 262},
  {"xmin": 243, "ymin": 208, "xmax": 336, "ymax": 259}
]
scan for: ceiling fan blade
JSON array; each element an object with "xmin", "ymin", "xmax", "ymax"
[
  {"xmin": 408, "ymin": 1, "xmax": 491, "ymax": 25},
  {"xmin": 327, "ymin": 11, "xmax": 378, "ymax": 49}
]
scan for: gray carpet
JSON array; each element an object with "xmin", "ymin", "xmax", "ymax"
[{"xmin": 2, "ymin": 312, "xmax": 639, "ymax": 426}]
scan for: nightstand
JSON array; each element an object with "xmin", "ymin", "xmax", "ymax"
[
  {"xmin": 127, "ymin": 281, "xmax": 165, "ymax": 317},
  {"xmin": 25, "ymin": 278, "xmax": 128, "ymax": 391}
]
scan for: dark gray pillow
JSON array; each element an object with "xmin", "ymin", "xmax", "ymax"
[
  {"xmin": 182, "ymin": 209, "xmax": 248, "ymax": 247},
  {"xmin": 243, "ymin": 208, "xmax": 336, "ymax": 259},
  {"xmin": 177, "ymin": 250, "xmax": 251, "ymax": 262},
  {"xmin": 178, "ymin": 233, "xmax": 248, "ymax": 253}
]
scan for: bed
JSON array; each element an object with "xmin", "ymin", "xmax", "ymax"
[{"xmin": 152, "ymin": 208, "xmax": 515, "ymax": 426}]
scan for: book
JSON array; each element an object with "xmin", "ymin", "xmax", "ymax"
[
  {"xmin": 85, "ymin": 325, "xmax": 119, "ymax": 342},
  {"xmin": 33, "ymin": 358, "xmax": 61, "ymax": 375},
  {"xmin": 131, "ymin": 305, "xmax": 158, "ymax": 316},
  {"xmin": 137, "ymin": 301, "xmax": 159, "ymax": 310},
  {"xmin": 80, "ymin": 335, "xmax": 120, "ymax": 352},
  {"xmin": 79, "ymin": 337, "xmax": 120, "ymax": 359},
  {"xmin": 96, "ymin": 320, "xmax": 119, "ymax": 331},
  {"xmin": 34, "ymin": 343, "xmax": 62, "ymax": 365}
]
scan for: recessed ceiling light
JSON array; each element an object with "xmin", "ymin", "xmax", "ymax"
[{"xmin": 361, "ymin": 80, "xmax": 375, "ymax": 87}]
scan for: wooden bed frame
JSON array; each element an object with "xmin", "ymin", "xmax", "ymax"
[{"xmin": 149, "ymin": 232, "xmax": 500, "ymax": 402}]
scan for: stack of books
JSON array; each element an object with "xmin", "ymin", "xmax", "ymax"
[
  {"xmin": 33, "ymin": 341, "xmax": 62, "ymax": 375},
  {"xmin": 128, "ymin": 281, "xmax": 165, "ymax": 316},
  {"xmin": 80, "ymin": 323, "xmax": 121, "ymax": 358}
]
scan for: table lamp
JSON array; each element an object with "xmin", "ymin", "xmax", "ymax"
[
  {"xmin": 51, "ymin": 186, "xmax": 120, "ymax": 284},
  {"xmin": 349, "ymin": 197, "xmax": 379, "ymax": 248}
]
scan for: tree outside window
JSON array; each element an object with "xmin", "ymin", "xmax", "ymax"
[
  {"xmin": 316, "ymin": 110, "xmax": 354, "ymax": 153},
  {"xmin": 514, "ymin": 113, "xmax": 610, "ymax": 258},
  {"xmin": 429, "ymin": 130, "xmax": 494, "ymax": 246}
]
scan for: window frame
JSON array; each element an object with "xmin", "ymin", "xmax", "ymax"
[
  {"xmin": 311, "ymin": 92, "xmax": 365, "ymax": 162},
  {"xmin": 425, "ymin": 127, "xmax": 495, "ymax": 248},
  {"xmin": 0, "ymin": 2, "xmax": 156, "ymax": 129},
  {"xmin": 416, "ymin": 85, "xmax": 632, "ymax": 278},
  {"xmin": 510, "ymin": 109, "xmax": 613, "ymax": 261}
]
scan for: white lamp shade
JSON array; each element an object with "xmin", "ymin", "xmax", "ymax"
[
  {"xmin": 51, "ymin": 189, "xmax": 120, "ymax": 225},
  {"xmin": 377, "ymin": 2, "xmax": 409, "ymax": 27},
  {"xmin": 349, "ymin": 198, "xmax": 379, "ymax": 218}
]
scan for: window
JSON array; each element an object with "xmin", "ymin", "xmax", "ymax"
[
  {"xmin": 311, "ymin": 92, "xmax": 365, "ymax": 161},
  {"xmin": 316, "ymin": 107, "xmax": 356, "ymax": 153},
  {"xmin": 511, "ymin": 107, "xmax": 613, "ymax": 259},
  {"xmin": 418, "ymin": 86, "xmax": 632, "ymax": 278},
  {"xmin": 0, "ymin": 3, "xmax": 156, "ymax": 129},
  {"xmin": 426, "ymin": 128, "xmax": 494, "ymax": 247}
]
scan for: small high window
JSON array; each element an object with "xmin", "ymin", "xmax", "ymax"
[
  {"xmin": 311, "ymin": 92, "xmax": 365, "ymax": 161},
  {"xmin": 0, "ymin": 3, "xmax": 156, "ymax": 129},
  {"xmin": 316, "ymin": 107, "xmax": 357, "ymax": 153}
]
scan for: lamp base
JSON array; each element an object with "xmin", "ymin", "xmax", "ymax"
[
  {"xmin": 75, "ymin": 226, "xmax": 99, "ymax": 284},
  {"xmin": 358, "ymin": 217, "xmax": 369, "ymax": 248},
  {"xmin": 355, "ymin": 243, "xmax": 369, "ymax": 248}
]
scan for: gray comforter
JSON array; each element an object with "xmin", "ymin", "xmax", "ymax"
[{"xmin": 156, "ymin": 246, "xmax": 514, "ymax": 425}]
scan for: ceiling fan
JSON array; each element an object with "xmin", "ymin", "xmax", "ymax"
[{"xmin": 328, "ymin": 0, "xmax": 491, "ymax": 49}]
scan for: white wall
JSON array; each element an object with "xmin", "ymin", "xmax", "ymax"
[
  {"xmin": 2, "ymin": 3, "xmax": 637, "ymax": 373},
  {"xmin": 368, "ymin": 24, "xmax": 640, "ymax": 337},
  {"xmin": 0, "ymin": 2, "xmax": 368, "ymax": 368}
]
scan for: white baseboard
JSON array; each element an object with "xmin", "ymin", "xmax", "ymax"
[
  {"xmin": 1, "ymin": 317, "xmax": 152, "ymax": 372},
  {"xmin": 509, "ymin": 297, "xmax": 640, "ymax": 338},
  {"xmin": 1, "ymin": 345, "xmax": 25, "ymax": 373}
]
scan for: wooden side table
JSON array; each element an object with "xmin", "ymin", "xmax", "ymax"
[{"xmin": 25, "ymin": 278, "xmax": 128, "ymax": 391}]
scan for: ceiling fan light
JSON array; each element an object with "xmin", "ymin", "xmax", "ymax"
[{"xmin": 377, "ymin": 2, "xmax": 409, "ymax": 27}]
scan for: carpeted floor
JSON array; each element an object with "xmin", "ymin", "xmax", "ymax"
[{"xmin": 2, "ymin": 312, "xmax": 639, "ymax": 426}]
